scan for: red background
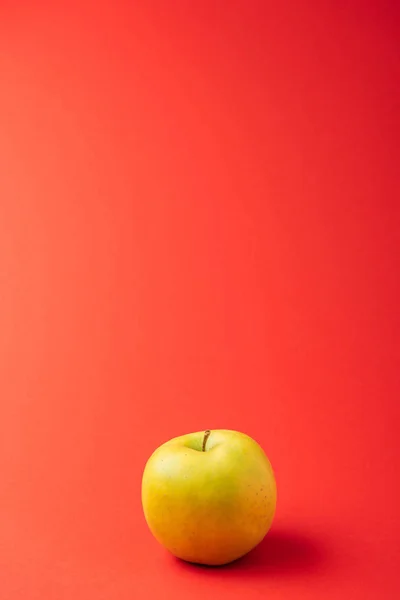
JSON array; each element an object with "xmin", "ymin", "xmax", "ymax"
[{"xmin": 0, "ymin": 1, "xmax": 399, "ymax": 598}]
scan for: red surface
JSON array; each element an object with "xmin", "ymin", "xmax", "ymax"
[{"xmin": 0, "ymin": 1, "xmax": 399, "ymax": 598}]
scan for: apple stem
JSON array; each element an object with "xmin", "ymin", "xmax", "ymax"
[{"xmin": 202, "ymin": 430, "xmax": 211, "ymax": 452}]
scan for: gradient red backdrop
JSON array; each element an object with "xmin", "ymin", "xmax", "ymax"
[{"xmin": 0, "ymin": 1, "xmax": 399, "ymax": 598}]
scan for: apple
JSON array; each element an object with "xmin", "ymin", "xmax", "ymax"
[{"xmin": 141, "ymin": 429, "xmax": 277, "ymax": 565}]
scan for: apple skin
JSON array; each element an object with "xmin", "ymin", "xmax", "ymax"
[{"xmin": 141, "ymin": 429, "xmax": 277, "ymax": 566}]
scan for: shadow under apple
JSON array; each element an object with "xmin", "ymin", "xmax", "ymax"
[{"xmin": 175, "ymin": 528, "xmax": 328, "ymax": 578}]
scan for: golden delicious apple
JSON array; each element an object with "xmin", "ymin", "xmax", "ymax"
[{"xmin": 141, "ymin": 429, "xmax": 277, "ymax": 565}]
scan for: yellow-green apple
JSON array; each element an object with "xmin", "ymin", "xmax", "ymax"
[{"xmin": 141, "ymin": 429, "xmax": 277, "ymax": 565}]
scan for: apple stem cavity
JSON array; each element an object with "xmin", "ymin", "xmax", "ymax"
[{"xmin": 202, "ymin": 430, "xmax": 211, "ymax": 452}]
